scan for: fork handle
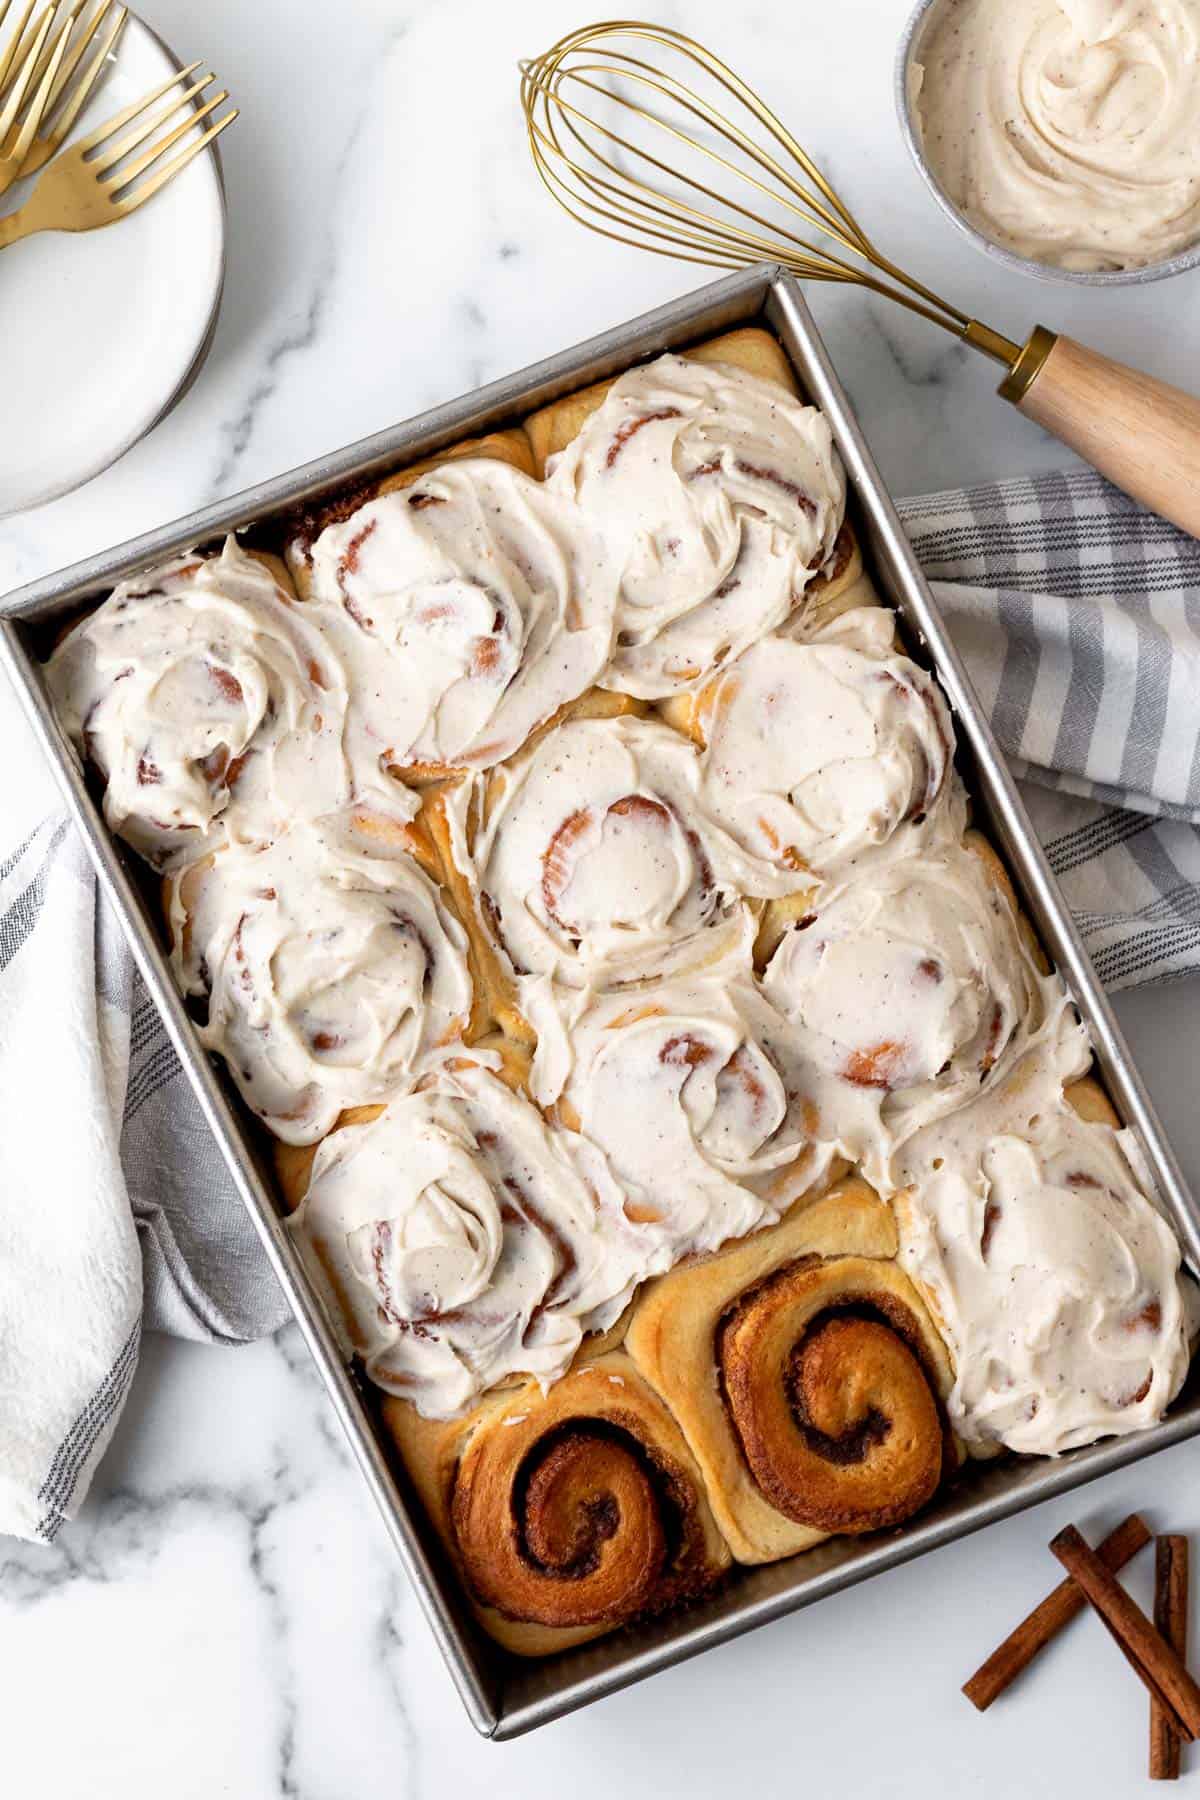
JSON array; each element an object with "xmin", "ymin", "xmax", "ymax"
[
  {"xmin": 0, "ymin": 207, "xmax": 34, "ymax": 251},
  {"xmin": 1000, "ymin": 327, "xmax": 1200, "ymax": 539}
]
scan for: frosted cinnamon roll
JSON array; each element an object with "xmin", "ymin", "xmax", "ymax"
[
  {"xmin": 551, "ymin": 969, "xmax": 833, "ymax": 1243},
  {"xmin": 693, "ymin": 622, "xmax": 957, "ymax": 889},
  {"xmin": 284, "ymin": 1056, "xmax": 655, "ymax": 1417},
  {"xmin": 760, "ymin": 835, "xmax": 1059, "ymax": 1184},
  {"xmin": 545, "ymin": 353, "xmax": 845, "ymax": 698},
  {"xmin": 436, "ymin": 712, "xmax": 765, "ymax": 1045},
  {"xmin": 895, "ymin": 1079, "xmax": 1193, "ymax": 1458},
  {"xmin": 625, "ymin": 1177, "xmax": 954, "ymax": 1563},
  {"xmin": 46, "ymin": 538, "xmax": 404, "ymax": 870},
  {"xmin": 300, "ymin": 458, "xmax": 617, "ymax": 775},
  {"xmin": 383, "ymin": 1352, "xmax": 731, "ymax": 1654},
  {"xmin": 170, "ymin": 812, "xmax": 471, "ymax": 1144}
]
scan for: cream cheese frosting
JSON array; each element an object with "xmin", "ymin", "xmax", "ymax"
[
  {"xmin": 760, "ymin": 838, "xmax": 1066, "ymax": 1187},
  {"xmin": 172, "ymin": 813, "xmax": 472, "ymax": 1144},
  {"xmin": 696, "ymin": 616, "xmax": 957, "ymax": 886},
  {"xmin": 546, "ymin": 355, "xmax": 846, "ymax": 697},
  {"xmin": 554, "ymin": 966, "xmax": 834, "ymax": 1237},
  {"xmin": 895, "ymin": 1103, "xmax": 1191, "ymax": 1454},
  {"xmin": 443, "ymin": 712, "xmax": 768, "ymax": 1006},
  {"xmin": 301, "ymin": 458, "xmax": 616, "ymax": 772},
  {"xmin": 46, "ymin": 538, "xmax": 412, "ymax": 870},
  {"xmin": 288, "ymin": 1059, "xmax": 653, "ymax": 1418},
  {"xmin": 913, "ymin": 0, "xmax": 1200, "ymax": 271}
]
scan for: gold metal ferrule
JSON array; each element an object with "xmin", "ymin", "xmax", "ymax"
[{"xmin": 998, "ymin": 326, "xmax": 1059, "ymax": 405}]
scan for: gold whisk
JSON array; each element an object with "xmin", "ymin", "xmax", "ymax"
[{"xmin": 520, "ymin": 20, "xmax": 1200, "ymax": 541}]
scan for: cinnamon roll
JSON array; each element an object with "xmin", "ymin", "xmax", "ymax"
[
  {"xmin": 894, "ymin": 1078, "xmax": 1194, "ymax": 1458},
  {"xmin": 760, "ymin": 834, "xmax": 1061, "ymax": 1184},
  {"xmin": 169, "ymin": 810, "xmax": 472, "ymax": 1144},
  {"xmin": 382, "ymin": 1351, "xmax": 731, "ymax": 1653},
  {"xmin": 550, "ymin": 968, "xmax": 835, "ymax": 1245},
  {"xmin": 284, "ymin": 428, "xmax": 536, "ymax": 592},
  {"xmin": 433, "ymin": 710, "xmax": 768, "ymax": 1048},
  {"xmin": 543, "ymin": 349, "xmax": 846, "ymax": 698},
  {"xmin": 283, "ymin": 1052, "xmax": 659, "ymax": 1417},
  {"xmin": 46, "ymin": 538, "xmax": 408, "ymax": 870},
  {"xmin": 688, "ymin": 619, "xmax": 958, "ymax": 891},
  {"xmin": 295, "ymin": 456, "xmax": 617, "ymax": 779},
  {"xmin": 624, "ymin": 1177, "xmax": 954, "ymax": 1563}
]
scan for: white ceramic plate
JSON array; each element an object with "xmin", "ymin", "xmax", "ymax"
[{"xmin": 0, "ymin": 13, "xmax": 225, "ymax": 517}]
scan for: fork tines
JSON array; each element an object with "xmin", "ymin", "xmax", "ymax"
[
  {"xmin": 81, "ymin": 60, "xmax": 237, "ymax": 208},
  {"xmin": 0, "ymin": 2, "xmax": 128, "ymax": 182}
]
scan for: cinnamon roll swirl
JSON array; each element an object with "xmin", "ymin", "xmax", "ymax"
[
  {"xmin": 624, "ymin": 1177, "xmax": 954, "ymax": 1563},
  {"xmin": 435, "ymin": 711, "xmax": 767, "ymax": 1048},
  {"xmin": 543, "ymin": 350, "xmax": 845, "ymax": 698},
  {"xmin": 691, "ymin": 621, "xmax": 958, "ymax": 890},
  {"xmin": 46, "ymin": 538, "xmax": 404, "ymax": 870},
  {"xmin": 894, "ymin": 1078, "xmax": 1194, "ymax": 1458},
  {"xmin": 760, "ymin": 834, "xmax": 1060, "ymax": 1184},
  {"xmin": 382, "ymin": 1352, "xmax": 731, "ymax": 1653},
  {"xmin": 283, "ymin": 1054, "xmax": 658, "ymax": 1417},
  {"xmin": 169, "ymin": 811, "xmax": 472, "ymax": 1144},
  {"xmin": 296, "ymin": 457, "xmax": 617, "ymax": 777},
  {"xmin": 550, "ymin": 968, "xmax": 834, "ymax": 1245}
]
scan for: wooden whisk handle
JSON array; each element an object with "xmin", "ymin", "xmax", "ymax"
[{"xmin": 1000, "ymin": 327, "xmax": 1200, "ymax": 540}]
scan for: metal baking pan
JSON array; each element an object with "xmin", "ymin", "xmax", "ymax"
[{"xmin": 5, "ymin": 265, "xmax": 1200, "ymax": 1740}]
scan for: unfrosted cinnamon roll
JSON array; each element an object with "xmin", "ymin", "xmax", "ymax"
[
  {"xmin": 550, "ymin": 967, "xmax": 835, "ymax": 1243},
  {"xmin": 894, "ymin": 1078, "xmax": 1194, "ymax": 1458},
  {"xmin": 433, "ymin": 710, "xmax": 767, "ymax": 1046},
  {"xmin": 383, "ymin": 1351, "xmax": 731, "ymax": 1653},
  {"xmin": 690, "ymin": 620, "xmax": 958, "ymax": 890},
  {"xmin": 760, "ymin": 834, "xmax": 1060, "ymax": 1184},
  {"xmin": 624, "ymin": 1177, "xmax": 954, "ymax": 1563},
  {"xmin": 46, "ymin": 538, "xmax": 405, "ymax": 870},
  {"xmin": 169, "ymin": 810, "xmax": 472, "ymax": 1144},
  {"xmin": 296, "ymin": 457, "xmax": 617, "ymax": 778},
  {"xmin": 282, "ymin": 1053, "xmax": 659, "ymax": 1417},
  {"xmin": 543, "ymin": 351, "xmax": 845, "ymax": 698}
]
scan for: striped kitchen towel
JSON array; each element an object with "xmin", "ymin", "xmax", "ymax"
[
  {"xmin": 0, "ymin": 808, "xmax": 289, "ymax": 1544},
  {"xmin": 1, "ymin": 462, "xmax": 1198, "ymax": 1543},
  {"xmin": 900, "ymin": 467, "xmax": 1200, "ymax": 990}
]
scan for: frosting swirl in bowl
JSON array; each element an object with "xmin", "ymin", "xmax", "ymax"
[{"xmin": 913, "ymin": 0, "xmax": 1200, "ymax": 271}]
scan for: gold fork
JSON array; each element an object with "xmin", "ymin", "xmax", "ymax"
[
  {"xmin": 0, "ymin": 59, "xmax": 236, "ymax": 250},
  {"xmin": 8, "ymin": 1, "xmax": 128, "ymax": 182},
  {"xmin": 0, "ymin": 0, "xmax": 74, "ymax": 195}
]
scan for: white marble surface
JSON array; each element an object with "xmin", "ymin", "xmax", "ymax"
[{"xmin": 4, "ymin": 0, "xmax": 1200, "ymax": 1792}]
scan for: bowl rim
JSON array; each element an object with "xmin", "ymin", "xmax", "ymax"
[{"xmin": 893, "ymin": 0, "xmax": 1200, "ymax": 290}]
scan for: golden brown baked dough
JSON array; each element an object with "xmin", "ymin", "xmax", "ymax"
[
  {"xmin": 624, "ymin": 1175, "xmax": 955, "ymax": 1564},
  {"xmin": 381, "ymin": 1349, "xmax": 731, "ymax": 1655}
]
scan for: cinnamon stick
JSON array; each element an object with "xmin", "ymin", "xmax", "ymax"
[
  {"xmin": 963, "ymin": 1514, "xmax": 1151, "ymax": 1712},
  {"xmin": 1151, "ymin": 1537, "xmax": 1189, "ymax": 1781},
  {"xmin": 1050, "ymin": 1525, "xmax": 1200, "ymax": 1743}
]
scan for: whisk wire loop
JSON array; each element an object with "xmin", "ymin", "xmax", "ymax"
[{"xmin": 520, "ymin": 20, "xmax": 1017, "ymax": 360}]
